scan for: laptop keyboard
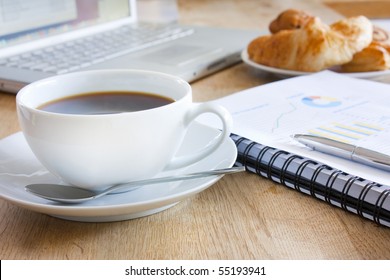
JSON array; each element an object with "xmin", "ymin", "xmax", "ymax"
[{"xmin": 0, "ymin": 23, "xmax": 194, "ymax": 74}]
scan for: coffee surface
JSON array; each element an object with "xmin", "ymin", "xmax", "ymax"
[{"xmin": 38, "ymin": 91, "xmax": 174, "ymax": 114}]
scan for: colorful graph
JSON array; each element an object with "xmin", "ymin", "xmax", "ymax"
[
  {"xmin": 301, "ymin": 96, "xmax": 342, "ymax": 108},
  {"xmin": 308, "ymin": 121, "xmax": 384, "ymax": 143}
]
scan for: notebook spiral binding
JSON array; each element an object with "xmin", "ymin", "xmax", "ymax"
[{"xmin": 230, "ymin": 134, "xmax": 390, "ymax": 227}]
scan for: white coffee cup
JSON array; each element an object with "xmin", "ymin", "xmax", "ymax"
[{"xmin": 16, "ymin": 69, "xmax": 232, "ymax": 190}]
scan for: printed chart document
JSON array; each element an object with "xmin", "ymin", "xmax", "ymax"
[{"xmin": 202, "ymin": 71, "xmax": 390, "ymax": 186}]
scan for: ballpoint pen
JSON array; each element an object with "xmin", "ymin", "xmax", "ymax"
[{"xmin": 292, "ymin": 134, "xmax": 390, "ymax": 172}]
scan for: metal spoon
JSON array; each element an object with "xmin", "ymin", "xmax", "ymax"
[{"xmin": 25, "ymin": 166, "xmax": 245, "ymax": 204}]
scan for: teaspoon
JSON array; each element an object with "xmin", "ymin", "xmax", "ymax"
[{"xmin": 25, "ymin": 166, "xmax": 245, "ymax": 204}]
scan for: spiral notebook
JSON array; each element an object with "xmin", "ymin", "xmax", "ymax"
[{"xmin": 200, "ymin": 71, "xmax": 390, "ymax": 227}]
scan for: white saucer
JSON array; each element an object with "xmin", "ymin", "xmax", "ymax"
[
  {"xmin": 241, "ymin": 49, "xmax": 390, "ymax": 79},
  {"xmin": 0, "ymin": 122, "xmax": 237, "ymax": 222}
]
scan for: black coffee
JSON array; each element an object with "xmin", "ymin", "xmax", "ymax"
[{"xmin": 38, "ymin": 91, "xmax": 175, "ymax": 114}]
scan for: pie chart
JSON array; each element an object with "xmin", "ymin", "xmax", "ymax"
[{"xmin": 301, "ymin": 96, "xmax": 342, "ymax": 108}]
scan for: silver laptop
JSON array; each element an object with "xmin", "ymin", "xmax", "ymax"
[{"xmin": 0, "ymin": 0, "xmax": 259, "ymax": 93}]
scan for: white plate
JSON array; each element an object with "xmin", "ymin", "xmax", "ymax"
[
  {"xmin": 241, "ymin": 49, "xmax": 390, "ymax": 79},
  {"xmin": 0, "ymin": 122, "xmax": 237, "ymax": 222}
]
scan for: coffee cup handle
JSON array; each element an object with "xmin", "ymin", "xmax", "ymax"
[{"xmin": 165, "ymin": 103, "xmax": 233, "ymax": 170}]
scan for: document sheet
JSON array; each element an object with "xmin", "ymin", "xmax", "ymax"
[{"xmin": 202, "ymin": 71, "xmax": 390, "ymax": 186}]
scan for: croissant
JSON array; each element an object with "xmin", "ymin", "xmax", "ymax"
[
  {"xmin": 269, "ymin": 9, "xmax": 313, "ymax": 34},
  {"xmin": 341, "ymin": 42, "xmax": 390, "ymax": 72},
  {"xmin": 341, "ymin": 26, "xmax": 390, "ymax": 72},
  {"xmin": 248, "ymin": 16, "xmax": 373, "ymax": 72},
  {"xmin": 373, "ymin": 25, "xmax": 390, "ymax": 44}
]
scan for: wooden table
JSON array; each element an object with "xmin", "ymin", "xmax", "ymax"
[{"xmin": 1, "ymin": 0, "xmax": 390, "ymax": 260}]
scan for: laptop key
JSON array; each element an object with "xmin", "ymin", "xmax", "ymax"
[{"xmin": 31, "ymin": 63, "xmax": 51, "ymax": 71}]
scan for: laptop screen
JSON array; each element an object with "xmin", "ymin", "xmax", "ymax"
[{"xmin": 0, "ymin": 0, "xmax": 131, "ymax": 49}]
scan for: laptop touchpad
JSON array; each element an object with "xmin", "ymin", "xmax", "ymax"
[{"xmin": 138, "ymin": 44, "xmax": 223, "ymax": 66}]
